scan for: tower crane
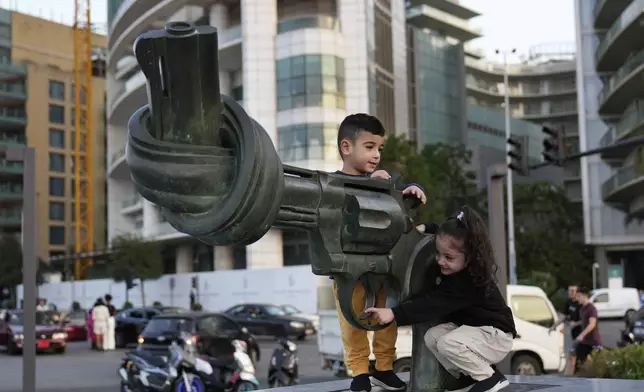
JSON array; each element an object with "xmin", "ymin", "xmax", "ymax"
[{"xmin": 72, "ymin": 0, "xmax": 94, "ymax": 280}]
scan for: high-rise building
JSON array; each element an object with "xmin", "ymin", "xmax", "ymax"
[
  {"xmin": 465, "ymin": 44, "xmax": 580, "ymax": 201},
  {"xmin": 575, "ymin": 0, "xmax": 644, "ymax": 288},
  {"xmin": 0, "ymin": 10, "xmax": 106, "ymax": 263}
]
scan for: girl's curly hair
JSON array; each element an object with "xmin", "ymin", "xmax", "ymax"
[{"xmin": 437, "ymin": 205, "xmax": 498, "ymax": 290}]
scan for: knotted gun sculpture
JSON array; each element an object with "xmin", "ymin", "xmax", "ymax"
[{"xmin": 125, "ymin": 22, "xmax": 449, "ymax": 391}]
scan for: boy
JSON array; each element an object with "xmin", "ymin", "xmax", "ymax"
[
  {"xmin": 572, "ymin": 286, "xmax": 602, "ymax": 372},
  {"xmin": 334, "ymin": 113, "xmax": 426, "ymax": 392}
]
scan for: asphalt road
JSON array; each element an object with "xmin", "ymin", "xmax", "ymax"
[{"xmin": 0, "ymin": 320, "xmax": 625, "ymax": 392}]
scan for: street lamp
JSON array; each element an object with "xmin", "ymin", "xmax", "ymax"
[
  {"xmin": 495, "ymin": 48, "xmax": 518, "ymax": 285},
  {"xmin": 592, "ymin": 262, "xmax": 599, "ymax": 290},
  {"xmin": 5, "ymin": 146, "xmax": 37, "ymax": 392}
]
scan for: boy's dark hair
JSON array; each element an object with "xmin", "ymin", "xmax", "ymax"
[
  {"xmin": 437, "ymin": 205, "xmax": 497, "ymax": 289},
  {"xmin": 337, "ymin": 113, "xmax": 386, "ymax": 157},
  {"xmin": 577, "ymin": 286, "xmax": 591, "ymax": 296},
  {"xmin": 105, "ymin": 294, "xmax": 112, "ymax": 302}
]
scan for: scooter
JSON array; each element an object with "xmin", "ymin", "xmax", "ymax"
[
  {"xmin": 267, "ymin": 337, "xmax": 299, "ymax": 388},
  {"xmin": 118, "ymin": 334, "xmax": 206, "ymax": 392},
  {"xmin": 189, "ymin": 340, "xmax": 260, "ymax": 391}
]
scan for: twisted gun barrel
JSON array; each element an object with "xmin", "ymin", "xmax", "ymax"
[{"xmin": 125, "ymin": 23, "xmax": 447, "ymax": 391}]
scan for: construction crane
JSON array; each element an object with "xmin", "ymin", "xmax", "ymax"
[{"xmin": 72, "ymin": 0, "xmax": 94, "ymax": 281}]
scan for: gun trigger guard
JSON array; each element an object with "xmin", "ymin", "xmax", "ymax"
[
  {"xmin": 335, "ymin": 276, "xmax": 391, "ymax": 332},
  {"xmin": 358, "ymin": 274, "xmax": 382, "ymax": 320}
]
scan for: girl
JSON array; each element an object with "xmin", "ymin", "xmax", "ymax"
[
  {"xmin": 92, "ymin": 298, "xmax": 110, "ymax": 351},
  {"xmin": 367, "ymin": 206, "xmax": 516, "ymax": 392}
]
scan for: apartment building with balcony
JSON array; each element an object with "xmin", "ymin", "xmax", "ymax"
[
  {"xmin": 575, "ymin": 0, "xmax": 644, "ymax": 289},
  {"xmin": 0, "ymin": 10, "xmax": 107, "ymax": 262},
  {"xmin": 465, "ymin": 44, "xmax": 581, "ymax": 203}
]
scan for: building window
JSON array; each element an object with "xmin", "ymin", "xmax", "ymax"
[
  {"xmin": 277, "ymin": 15, "xmax": 340, "ymax": 34},
  {"xmin": 49, "ymin": 129, "xmax": 65, "ymax": 149},
  {"xmin": 49, "ymin": 177, "xmax": 65, "ymax": 197},
  {"xmin": 71, "ymin": 84, "xmax": 87, "ymax": 105},
  {"xmin": 232, "ymin": 86, "xmax": 243, "ymax": 101},
  {"xmin": 49, "ymin": 202, "xmax": 65, "ymax": 221},
  {"xmin": 276, "ymin": 54, "xmax": 346, "ymax": 111},
  {"xmin": 283, "ymin": 229, "xmax": 311, "ymax": 266},
  {"xmin": 49, "ymin": 226, "xmax": 66, "ymax": 245},
  {"xmin": 278, "ymin": 123, "xmax": 338, "ymax": 162},
  {"xmin": 0, "ymin": 23, "xmax": 11, "ymax": 40},
  {"xmin": 49, "ymin": 153, "xmax": 65, "ymax": 172},
  {"xmin": 49, "ymin": 80, "xmax": 65, "ymax": 100},
  {"xmin": 49, "ymin": 105, "xmax": 65, "ymax": 124}
]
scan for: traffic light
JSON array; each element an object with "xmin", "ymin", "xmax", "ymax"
[
  {"xmin": 507, "ymin": 135, "xmax": 530, "ymax": 176},
  {"xmin": 125, "ymin": 268, "xmax": 137, "ymax": 290},
  {"xmin": 542, "ymin": 125, "xmax": 566, "ymax": 165},
  {"xmin": 191, "ymin": 276, "xmax": 198, "ymax": 289}
]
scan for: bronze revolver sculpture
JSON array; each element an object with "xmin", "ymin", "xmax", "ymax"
[{"xmin": 125, "ymin": 22, "xmax": 450, "ymax": 391}]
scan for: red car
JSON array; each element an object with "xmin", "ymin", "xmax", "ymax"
[
  {"xmin": 0, "ymin": 310, "xmax": 67, "ymax": 354},
  {"xmin": 60, "ymin": 310, "xmax": 89, "ymax": 342}
]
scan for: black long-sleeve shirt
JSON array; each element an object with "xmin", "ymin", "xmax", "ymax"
[{"xmin": 391, "ymin": 264, "xmax": 517, "ymax": 337}]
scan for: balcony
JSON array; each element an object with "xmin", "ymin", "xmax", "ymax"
[
  {"xmin": 406, "ymin": 4, "xmax": 482, "ymax": 42},
  {"xmin": 595, "ymin": 0, "xmax": 644, "ymax": 72},
  {"xmin": 0, "ymin": 161, "xmax": 23, "ymax": 176},
  {"xmin": 0, "ymin": 107, "xmax": 26, "ymax": 128},
  {"xmin": 598, "ymin": 49, "xmax": 644, "ymax": 115},
  {"xmin": 600, "ymin": 100, "xmax": 644, "ymax": 161},
  {"xmin": 0, "ymin": 137, "xmax": 25, "ymax": 148},
  {"xmin": 594, "ymin": 0, "xmax": 633, "ymax": 29},
  {"xmin": 518, "ymin": 101, "xmax": 578, "ymax": 121},
  {"xmin": 107, "ymin": 146, "xmax": 129, "ymax": 179},
  {"xmin": 0, "ymin": 84, "xmax": 26, "ymax": 107},
  {"xmin": 0, "ymin": 61, "xmax": 26, "ymax": 83},
  {"xmin": 466, "ymin": 76, "xmax": 576, "ymax": 102},
  {"xmin": 121, "ymin": 194, "xmax": 143, "ymax": 215},
  {"xmin": 0, "ymin": 209, "xmax": 21, "ymax": 230},
  {"xmin": 602, "ymin": 164, "xmax": 644, "ymax": 204},
  {"xmin": 405, "ymin": 0, "xmax": 480, "ymax": 20},
  {"xmin": 0, "ymin": 186, "xmax": 22, "ymax": 202}
]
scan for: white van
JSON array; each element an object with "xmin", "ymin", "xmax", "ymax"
[
  {"xmin": 317, "ymin": 282, "xmax": 565, "ymax": 376},
  {"xmin": 590, "ymin": 288, "xmax": 640, "ymax": 319}
]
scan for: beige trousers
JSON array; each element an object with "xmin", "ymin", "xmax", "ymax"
[{"xmin": 424, "ymin": 322, "xmax": 513, "ymax": 381}]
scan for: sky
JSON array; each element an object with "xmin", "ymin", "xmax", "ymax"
[{"xmin": 2, "ymin": 0, "xmax": 576, "ymax": 63}]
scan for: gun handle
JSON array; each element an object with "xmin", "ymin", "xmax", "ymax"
[{"xmin": 335, "ymin": 276, "xmax": 392, "ymax": 332}]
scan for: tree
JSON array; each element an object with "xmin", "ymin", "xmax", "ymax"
[
  {"xmin": 0, "ymin": 235, "xmax": 51, "ymax": 288},
  {"xmin": 108, "ymin": 234, "xmax": 164, "ymax": 306},
  {"xmin": 512, "ymin": 182, "xmax": 593, "ymax": 289},
  {"xmin": 379, "ymin": 136, "xmax": 480, "ymax": 223}
]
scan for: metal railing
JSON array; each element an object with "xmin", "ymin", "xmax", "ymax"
[
  {"xmin": 121, "ymin": 194, "xmax": 142, "ymax": 209},
  {"xmin": 599, "ymin": 49, "xmax": 644, "ymax": 105},
  {"xmin": 602, "ymin": 164, "xmax": 642, "ymax": 198},
  {"xmin": 599, "ymin": 100, "xmax": 644, "ymax": 147}
]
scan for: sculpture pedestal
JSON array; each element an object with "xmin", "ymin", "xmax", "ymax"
[{"xmin": 257, "ymin": 374, "xmax": 644, "ymax": 392}]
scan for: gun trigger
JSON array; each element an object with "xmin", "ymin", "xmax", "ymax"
[{"xmin": 359, "ymin": 291, "xmax": 377, "ymax": 319}]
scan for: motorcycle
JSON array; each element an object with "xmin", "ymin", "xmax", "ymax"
[
  {"xmin": 267, "ymin": 337, "xmax": 299, "ymax": 388},
  {"xmin": 118, "ymin": 333, "xmax": 206, "ymax": 392},
  {"xmin": 189, "ymin": 339, "xmax": 260, "ymax": 392}
]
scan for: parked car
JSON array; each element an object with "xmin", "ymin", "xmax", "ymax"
[
  {"xmin": 280, "ymin": 305, "xmax": 320, "ymax": 330},
  {"xmin": 60, "ymin": 309, "xmax": 89, "ymax": 342},
  {"xmin": 225, "ymin": 304, "xmax": 316, "ymax": 340},
  {"xmin": 590, "ymin": 288, "xmax": 641, "ymax": 320},
  {"xmin": 136, "ymin": 312, "xmax": 261, "ymax": 363},
  {"xmin": 0, "ymin": 310, "xmax": 68, "ymax": 354},
  {"xmin": 114, "ymin": 306, "xmax": 188, "ymax": 348}
]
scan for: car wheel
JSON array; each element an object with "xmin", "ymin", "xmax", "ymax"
[
  {"xmin": 625, "ymin": 309, "xmax": 636, "ymax": 321},
  {"xmin": 511, "ymin": 354, "xmax": 542, "ymax": 376},
  {"xmin": 393, "ymin": 358, "xmax": 412, "ymax": 373},
  {"xmin": 115, "ymin": 332, "xmax": 124, "ymax": 348},
  {"xmin": 7, "ymin": 340, "xmax": 18, "ymax": 355},
  {"xmin": 55, "ymin": 347, "xmax": 66, "ymax": 354},
  {"xmin": 297, "ymin": 334, "xmax": 306, "ymax": 341}
]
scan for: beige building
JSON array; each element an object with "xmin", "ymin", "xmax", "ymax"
[{"xmin": 0, "ymin": 10, "xmax": 106, "ymax": 263}]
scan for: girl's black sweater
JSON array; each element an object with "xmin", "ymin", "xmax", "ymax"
[{"xmin": 391, "ymin": 265, "xmax": 517, "ymax": 337}]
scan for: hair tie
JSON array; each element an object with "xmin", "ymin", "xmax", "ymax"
[{"xmin": 456, "ymin": 211, "xmax": 465, "ymax": 221}]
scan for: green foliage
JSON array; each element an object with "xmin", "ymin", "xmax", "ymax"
[
  {"xmin": 108, "ymin": 234, "xmax": 164, "ymax": 282},
  {"xmin": 71, "ymin": 301, "xmax": 81, "ymax": 311},
  {"xmin": 513, "ymin": 182, "xmax": 593, "ymax": 288},
  {"xmin": 549, "ymin": 288, "xmax": 569, "ymax": 314},
  {"xmin": 379, "ymin": 136, "xmax": 479, "ymax": 223},
  {"xmin": 517, "ymin": 271, "xmax": 558, "ymax": 297},
  {"xmin": 122, "ymin": 301, "xmax": 133, "ymax": 310},
  {"xmin": 579, "ymin": 345, "xmax": 644, "ymax": 379},
  {"xmin": 0, "ymin": 235, "xmax": 54, "ymax": 287},
  {"xmin": 192, "ymin": 302, "xmax": 203, "ymax": 311},
  {"xmin": 152, "ymin": 301, "xmax": 162, "ymax": 307},
  {"xmin": 108, "ymin": 234, "xmax": 164, "ymax": 306}
]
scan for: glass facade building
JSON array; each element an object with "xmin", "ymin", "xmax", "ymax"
[{"xmin": 575, "ymin": 0, "xmax": 644, "ymax": 288}]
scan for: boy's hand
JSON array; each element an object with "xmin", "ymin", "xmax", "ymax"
[
  {"xmin": 370, "ymin": 170, "xmax": 391, "ymax": 180},
  {"xmin": 365, "ymin": 307, "xmax": 395, "ymax": 325},
  {"xmin": 403, "ymin": 185, "xmax": 427, "ymax": 204}
]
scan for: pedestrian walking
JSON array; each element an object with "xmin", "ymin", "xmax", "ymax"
[
  {"xmin": 92, "ymin": 298, "xmax": 110, "ymax": 351},
  {"xmin": 103, "ymin": 294, "xmax": 117, "ymax": 350}
]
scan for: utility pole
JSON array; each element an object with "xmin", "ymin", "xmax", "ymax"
[{"xmin": 496, "ymin": 47, "xmax": 518, "ymax": 285}]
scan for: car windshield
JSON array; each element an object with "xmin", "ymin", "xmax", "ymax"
[
  {"xmin": 264, "ymin": 306, "xmax": 286, "ymax": 316},
  {"xmin": 10, "ymin": 311, "xmax": 58, "ymax": 325},
  {"xmin": 143, "ymin": 318, "xmax": 194, "ymax": 335},
  {"xmin": 281, "ymin": 305, "xmax": 299, "ymax": 315},
  {"xmin": 160, "ymin": 307, "xmax": 188, "ymax": 314}
]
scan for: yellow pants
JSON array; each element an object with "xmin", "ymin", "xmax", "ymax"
[{"xmin": 333, "ymin": 280, "xmax": 397, "ymax": 376}]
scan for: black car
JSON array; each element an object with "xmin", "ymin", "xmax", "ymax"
[
  {"xmin": 136, "ymin": 312, "xmax": 261, "ymax": 362},
  {"xmin": 224, "ymin": 304, "xmax": 316, "ymax": 340},
  {"xmin": 115, "ymin": 306, "xmax": 188, "ymax": 348}
]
